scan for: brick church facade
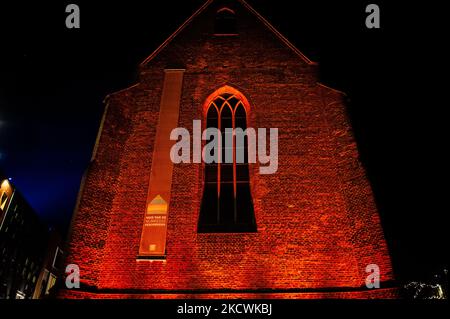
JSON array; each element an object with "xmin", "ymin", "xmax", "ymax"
[{"xmin": 61, "ymin": 0, "xmax": 397, "ymax": 298}]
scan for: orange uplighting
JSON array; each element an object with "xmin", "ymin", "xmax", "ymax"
[{"xmin": 60, "ymin": 0, "xmax": 396, "ymax": 300}]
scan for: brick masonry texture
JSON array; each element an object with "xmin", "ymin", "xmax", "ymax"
[{"xmin": 61, "ymin": 0, "xmax": 396, "ymax": 298}]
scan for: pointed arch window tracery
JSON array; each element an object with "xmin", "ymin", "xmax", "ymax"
[{"xmin": 198, "ymin": 90, "xmax": 256, "ymax": 233}]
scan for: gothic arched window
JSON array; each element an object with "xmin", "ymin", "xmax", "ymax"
[
  {"xmin": 198, "ymin": 92, "xmax": 256, "ymax": 233},
  {"xmin": 214, "ymin": 8, "xmax": 237, "ymax": 35}
]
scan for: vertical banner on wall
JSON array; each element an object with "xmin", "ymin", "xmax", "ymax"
[{"xmin": 138, "ymin": 69, "xmax": 185, "ymax": 259}]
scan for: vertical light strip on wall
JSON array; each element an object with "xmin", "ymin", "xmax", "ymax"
[{"xmin": 137, "ymin": 69, "xmax": 185, "ymax": 260}]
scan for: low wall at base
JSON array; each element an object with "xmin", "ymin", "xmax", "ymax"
[{"xmin": 58, "ymin": 287, "xmax": 399, "ymax": 299}]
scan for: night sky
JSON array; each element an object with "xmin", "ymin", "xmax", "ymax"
[{"xmin": 0, "ymin": 0, "xmax": 447, "ymax": 283}]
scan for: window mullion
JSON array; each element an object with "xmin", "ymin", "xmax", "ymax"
[
  {"xmin": 217, "ymin": 108, "xmax": 221, "ymax": 224},
  {"xmin": 232, "ymin": 108, "xmax": 238, "ymax": 223}
]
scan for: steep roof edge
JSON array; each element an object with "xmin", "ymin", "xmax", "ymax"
[
  {"xmin": 239, "ymin": 0, "xmax": 317, "ymax": 65},
  {"xmin": 317, "ymin": 83, "xmax": 347, "ymax": 96},
  {"xmin": 140, "ymin": 0, "xmax": 317, "ymax": 67},
  {"xmin": 140, "ymin": 0, "xmax": 214, "ymax": 66}
]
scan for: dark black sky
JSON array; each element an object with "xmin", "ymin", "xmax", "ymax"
[{"xmin": 0, "ymin": 0, "xmax": 448, "ymax": 283}]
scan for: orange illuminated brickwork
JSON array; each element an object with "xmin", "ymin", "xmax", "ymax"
[{"xmin": 61, "ymin": 0, "xmax": 397, "ymax": 298}]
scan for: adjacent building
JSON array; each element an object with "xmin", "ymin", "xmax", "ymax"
[{"xmin": 0, "ymin": 174, "xmax": 63, "ymax": 299}]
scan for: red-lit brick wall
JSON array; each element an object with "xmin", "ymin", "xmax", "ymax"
[{"xmin": 61, "ymin": 0, "xmax": 396, "ymax": 298}]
